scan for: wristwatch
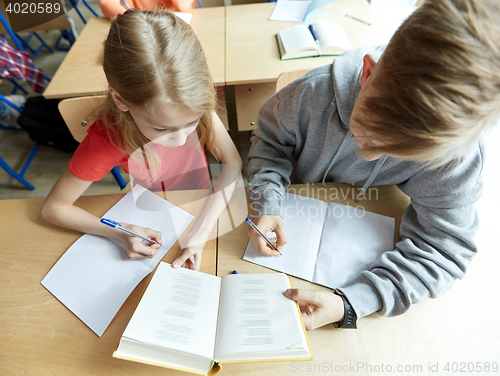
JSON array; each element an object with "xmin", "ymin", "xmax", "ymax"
[{"xmin": 333, "ymin": 289, "xmax": 357, "ymax": 329}]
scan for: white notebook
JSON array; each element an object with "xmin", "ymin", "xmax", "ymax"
[
  {"xmin": 243, "ymin": 193, "xmax": 395, "ymax": 289},
  {"xmin": 41, "ymin": 185, "xmax": 194, "ymax": 337}
]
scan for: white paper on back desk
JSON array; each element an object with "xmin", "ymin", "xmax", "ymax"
[
  {"xmin": 243, "ymin": 193, "xmax": 395, "ymax": 289},
  {"xmin": 41, "ymin": 185, "xmax": 194, "ymax": 337}
]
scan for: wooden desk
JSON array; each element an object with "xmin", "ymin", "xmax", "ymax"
[
  {"xmin": 217, "ymin": 183, "xmax": 500, "ymax": 374},
  {"xmin": 43, "ymin": 7, "xmax": 225, "ymax": 99},
  {"xmin": 0, "ymin": 191, "xmax": 217, "ymax": 376},
  {"xmin": 225, "ymin": 0, "xmax": 392, "ymax": 130}
]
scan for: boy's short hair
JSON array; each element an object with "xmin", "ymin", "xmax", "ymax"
[{"xmin": 357, "ymin": 0, "xmax": 500, "ymax": 166}]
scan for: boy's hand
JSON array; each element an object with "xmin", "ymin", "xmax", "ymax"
[
  {"xmin": 172, "ymin": 232, "xmax": 207, "ymax": 271},
  {"xmin": 247, "ymin": 215, "xmax": 287, "ymax": 256},
  {"xmin": 283, "ymin": 289, "xmax": 345, "ymax": 330},
  {"xmin": 119, "ymin": 223, "xmax": 162, "ymax": 259}
]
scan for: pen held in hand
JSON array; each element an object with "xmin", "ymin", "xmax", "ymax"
[
  {"xmin": 245, "ymin": 218, "xmax": 282, "ymax": 256},
  {"xmin": 100, "ymin": 218, "xmax": 162, "ymax": 247}
]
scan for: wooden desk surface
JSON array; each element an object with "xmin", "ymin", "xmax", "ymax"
[
  {"xmin": 225, "ymin": 0, "xmax": 392, "ymax": 85},
  {"xmin": 0, "ymin": 191, "xmax": 216, "ymax": 376},
  {"xmin": 43, "ymin": 8, "xmax": 225, "ymax": 99},
  {"xmin": 217, "ymin": 183, "xmax": 500, "ymax": 374}
]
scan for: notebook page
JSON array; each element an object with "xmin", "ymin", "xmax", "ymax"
[
  {"xmin": 269, "ymin": 0, "xmax": 311, "ymax": 23},
  {"xmin": 41, "ymin": 235, "xmax": 148, "ymax": 336},
  {"xmin": 106, "ymin": 185, "xmax": 194, "ymax": 269},
  {"xmin": 119, "ymin": 262, "xmax": 221, "ymax": 360},
  {"xmin": 41, "ymin": 185, "xmax": 194, "ymax": 337},
  {"xmin": 243, "ymin": 193, "xmax": 327, "ymax": 281},
  {"xmin": 312, "ymin": 203, "xmax": 395, "ymax": 288}
]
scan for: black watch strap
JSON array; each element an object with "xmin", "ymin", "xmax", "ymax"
[{"xmin": 333, "ymin": 289, "xmax": 357, "ymax": 329}]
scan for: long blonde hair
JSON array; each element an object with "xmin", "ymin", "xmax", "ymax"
[
  {"xmin": 95, "ymin": 9, "xmax": 219, "ymax": 168},
  {"xmin": 355, "ymin": 0, "xmax": 500, "ymax": 167}
]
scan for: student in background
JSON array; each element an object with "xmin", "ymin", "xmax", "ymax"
[
  {"xmin": 41, "ymin": 10, "xmax": 242, "ymax": 271},
  {"xmin": 247, "ymin": 0, "xmax": 500, "ymax": 329},
  {"xmin": 99, "ymin": 0, "xmax": 194, "ymax": 20}
]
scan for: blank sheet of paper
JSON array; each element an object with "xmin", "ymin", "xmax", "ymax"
[
  {"xmin": 313, "ymin": 203, "xmax": 395, "ymax": 288},
  {"xmin": 41, "ymin": 185, "xmax": 194, "ymax": 337}
]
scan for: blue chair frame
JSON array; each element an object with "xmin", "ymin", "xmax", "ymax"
[{"xmin": 0, "ymin": 94, "xmax": 39, "ymax": 190}]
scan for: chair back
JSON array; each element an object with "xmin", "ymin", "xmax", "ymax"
[
  {"xmin": 58, "ymin": 95, "xmax": 106, "ymax": 143},
  {"xmin": 275, "ymin": 68, "xmax": 311, "ymax": 92}
]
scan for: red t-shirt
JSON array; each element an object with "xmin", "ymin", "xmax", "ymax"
[{"xmin": 68, "ymin": 121, "xmax": 211, "ymax": 191}]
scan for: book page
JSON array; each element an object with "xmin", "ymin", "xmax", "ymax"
[
  {"xmin": 118, "ymin": 262, "xmax": 221, "ymax": 361},
  {"xmin": 41, "ymin": 185, "xmax": 194, "ymax": 336},
  {"xmin": 313, "ymin": 203, "xmax": 395, "ymax": 288},
  {"xmin": 214, "ymin": 273, "xmax": 309, "ymax": 362},
  {"xmin": 310, "ymin": 20, "xmax": 353, "ymax": 54},
  {"xmin": 243, "ymin": 193, "xmax": 327, "ymax": 281},
  {"xmin": 278, "ymin": 24, "xmax": 319, "ymax": 55}
]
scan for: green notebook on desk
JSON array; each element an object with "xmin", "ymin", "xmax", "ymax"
[{"xmin": 277, "ymin": 21, "xmax": 353, "ymax": 60}]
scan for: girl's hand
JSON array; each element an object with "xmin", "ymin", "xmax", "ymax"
[
  {"xmin": 119, "ymin": 223, "xmax": 162, "ymax": 259},
  {"xmin": 172, "ymin": 232, "xmax": 208, "ymax": 271}
]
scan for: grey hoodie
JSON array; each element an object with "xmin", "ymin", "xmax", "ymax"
[{"xmin": 247, "ymin": 45, "xmax": 484, "ymax": 319}]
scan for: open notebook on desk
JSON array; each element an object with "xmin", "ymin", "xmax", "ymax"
[
  {"xmin": 243, "ymin": 193, "xmax": 395, "ymax": 289},
  {"xmin": 41, "ymin": 185, "xmax": 194, "ymax": 337}
]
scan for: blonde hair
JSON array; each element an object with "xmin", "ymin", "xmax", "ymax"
[
  {"xmin": 356, "ymin": 0, "xmax": 500, "ymax": 167},
  {"xmin": 94, "ymin": 9, "xmax": 219, "ymax": 174}
]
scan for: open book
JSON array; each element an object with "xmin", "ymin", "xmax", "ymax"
[
  {"xmin": 244, "ymin": 193, "xmax": 395, "ymax": 289},
  {"xmin": 41, "ymin": 185, "xmax": 194, "ymax": 336},
  {"xmin": 114, "ymin": 262, "xmax": 312, "ymax": 375},
  {"xmin": 277, "ymin": 21, "xmax": 353, "ymax": 60}
]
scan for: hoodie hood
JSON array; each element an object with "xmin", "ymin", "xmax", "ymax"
[{"xmin": 322, "ymin": 45, "xmax": 389, "ymax": 194}]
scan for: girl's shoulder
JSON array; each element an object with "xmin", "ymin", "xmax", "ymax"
[{"xmin": 87, "ymin": 116, "xmax": 121, "ymax": 144}]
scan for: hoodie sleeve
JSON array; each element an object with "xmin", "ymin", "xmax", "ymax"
[
  {"xmin": 247, "ymin": 92, "xmax": 296, "ymax": 217},
  {"xmin": 340, "ymin": 142, "xmax": 484, "ymax": 319}
]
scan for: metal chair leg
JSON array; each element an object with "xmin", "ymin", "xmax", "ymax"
[{"xmin": 0, "ymin": 145, "xmax": 39, "ymax": 190}]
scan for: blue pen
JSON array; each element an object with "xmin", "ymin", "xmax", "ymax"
[
  {"xmin": 123, "ymin": 0, "xmax": 132, "ymax": 9},
  {"xmin": 100, "ymin": 218, "xmax": 162, "ymax": 246},
  {"xmin": 245, "ymin": 218, "xmax": 282, "ymax": 256},
  {"xmin": 232, "ymin": 270, "xmax": 238, "ymax": 274},
  {"xmin": 308, "ymin": 25, "xmax": 319, "ymax": 43}
]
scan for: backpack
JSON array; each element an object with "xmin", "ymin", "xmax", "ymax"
[{"xmin": 17, "ymin": 96, "xmax": 80, "ymax": 153}]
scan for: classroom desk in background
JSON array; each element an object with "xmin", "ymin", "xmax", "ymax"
[
  {"xmin": 0, "ymin": 190, "xmax": 216, "ymax": 376},
  {"xmin": 43, "ymin": 7, "xmax": 225, "ymax": 99},
  {"xmin": 225, "ymin": 0, "xmax": 392, "ymax": 131},
  {"xmin": 217, "ymin": 183, "xmax": 500, "ymax": 374}
]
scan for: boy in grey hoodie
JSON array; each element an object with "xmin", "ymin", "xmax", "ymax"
[{"xmin": 247, "ymin": 0, "xmax": 500, "ymax": 329}]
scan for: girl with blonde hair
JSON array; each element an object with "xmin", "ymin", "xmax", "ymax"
[{"xmin": 42, "ymin": 10, "xmax": 242, "ymax": 271}]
